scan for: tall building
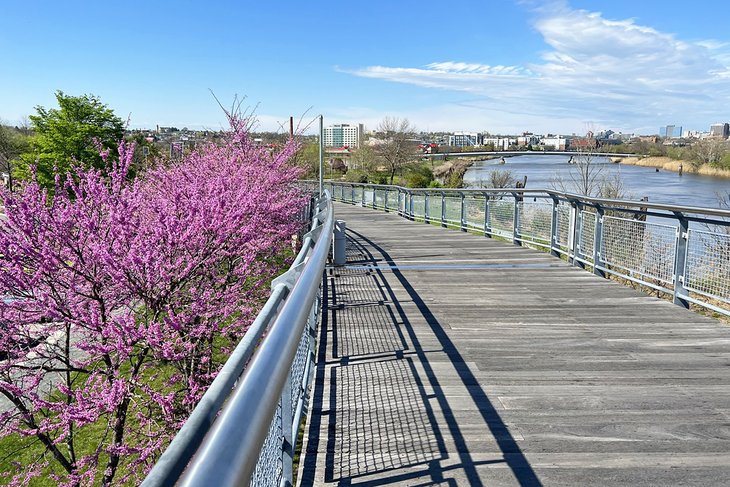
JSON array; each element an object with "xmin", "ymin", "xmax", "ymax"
[
  {"xmin": 323, "ymin": 124, "xmax": 364, "ymax": 148},
  {"xmin": 660, "ymin": 125, "xmax": 682, "ymax": 138},
  {"xmin": 448, "ymin": 132, "xmax": 483, "ymax": 147},
  {"xmin": 709, "ymin": 123, "xmax": 730, "ymax": 139}
]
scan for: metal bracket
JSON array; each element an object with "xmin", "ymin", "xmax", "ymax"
[{"xmin": 272, "ymin": 261, "xmax": 306, "ymax": 291}]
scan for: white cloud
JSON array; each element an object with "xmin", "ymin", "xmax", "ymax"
[{"xmin": 346, "ymin": 5, "xmax": 730, "ymax": 133}]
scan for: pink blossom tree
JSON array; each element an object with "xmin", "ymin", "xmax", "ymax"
[{"xmin": 0, "ymin": 116, "xmax": 305, "ymax": 486}]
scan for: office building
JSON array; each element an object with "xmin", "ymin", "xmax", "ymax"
[
  {"xmin": 660, "ymin": 125, "xmax": 682, "ymax": 139},
  {"xmin": 709, "ymin": 123, "xmax": 729, "ymax": 139},
  {"xmin": 448, "ymin": 132, "xmax": 484, "ymax": 147},
  {"xmin": 323, "ymin": 124, "xmax": 364, "ymax": 148}
]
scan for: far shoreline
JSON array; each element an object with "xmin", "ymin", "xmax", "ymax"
[{"xmin": 611, "ymin": 155, "xmax": 730, "ymax": 179}]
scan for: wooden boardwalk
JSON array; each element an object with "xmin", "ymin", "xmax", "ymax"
[{"xmin": 299, "ymin": 203, "xmax": 730, "ymax": 487}]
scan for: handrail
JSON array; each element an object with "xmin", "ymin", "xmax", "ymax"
[
  {"xmin": 314, "ymin": 180, "xmax": 730, "ymax": 217},
  {"xmin": 321, "ymin": 181, "xmax": 730, "ymax": 317},
  {"xmin": 142, "ymin": 190, "xmax": 333, "ymax": 487}
]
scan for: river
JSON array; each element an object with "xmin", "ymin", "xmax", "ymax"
[{"xmin": 463, "ymin": 154, "xmax": 730, "ymax": 209}]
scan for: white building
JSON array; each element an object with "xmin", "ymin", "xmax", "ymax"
[
  {"xmin": 483, "ymin": 137, "xmax": 515, "ymax": 151},
  {"xmin": 448, "ymin": 132, "xmax": 483, "ymax": 147},
  {"xmin": 323, "ymin": 124, "xmax": 364, "ymax": 148},
  {"xmin": 541, "ymin": 136, "xmax": 567, "ymax": 151}
]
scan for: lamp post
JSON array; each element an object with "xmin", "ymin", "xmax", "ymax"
[{"xmin": 318, "ymin": 115, "xmax": 324, "ymax": 196}]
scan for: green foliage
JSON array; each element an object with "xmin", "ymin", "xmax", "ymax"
[
  {"xmin": 403, "ymin": 164, "xmax": 434, "ymax": 188},
  {"xmin": 715, "ymin": 152, "xmax": 730, "ymax": 170},
  {"xmin": 125, "ymin": 132, "xmax": 162, "ymax": 175},
  {"xmin": 665, "ymin": 146, "xmax": 691, "ymax": 161},
  {"xmin": 17, "ymin": 91, "xmax": 125, "ymax": 189},
  {"xmin": 0, "ymin": 125, "xmax": 31, "ymax": 191},
  {"xmin": 293, "ymin": 141, "xmax": 320, "ymax": 178},
  {"xmin": 444, "ymin": 170, "xmax": 464, "ymax": 188},
  {"xmin": 343, "ymin": 168, "xmax": 369, "ymax": 183}
]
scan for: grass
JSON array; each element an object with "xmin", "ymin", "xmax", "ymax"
[{"xmin": 618, "ymin": 156, "xmax": 730, "ymax": 178}]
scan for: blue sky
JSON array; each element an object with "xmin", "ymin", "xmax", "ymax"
[{"xmin": 1, "ymin": 0, "xmax": 729, "ymax": 135}]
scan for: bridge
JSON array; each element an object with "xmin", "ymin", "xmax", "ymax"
[
  {"xmin": 143, "ymin": 183, "xmax": 730, "ymax": 486},
  {"xmin": 422, "ymin": 150, "xmax": 642, "ymax": 158}
]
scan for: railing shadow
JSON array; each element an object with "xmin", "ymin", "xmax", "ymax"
[
  {"xmin": 301, "ymin": 230, "xmax": 542, "ymax": 486},
  {"xmin": 345, "ymin": 229, "xmax": 542, "ymax": 486}
]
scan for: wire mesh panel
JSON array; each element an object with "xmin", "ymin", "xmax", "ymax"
[
  {"xmin": 250, "ymin": 403, "xmax": 283, "ymax": 487},
  {"xmin": 685, "ymin": 229, "xmax": 730, "ymax": 304},
  {"xmin": 411, "ymin": 194, "xmax": 426, "ymax": 219},
  {"xmin": 398, "ymin": 192, "xmax": 406, "ymax": 214},
  {"xmin": 373, "ymin": 189, "xmax": 386, "ymax": 209},
  {"xmin": 353, "ymin": 186, "xmax": 364, "ymax": 205},
  {"xmin": 602, "ymin": 216, "xmax": 676, "ymax": 286},
  {"xmin": 363, "ymin": 188, "xmax": 375, "ymax": 207},
  {"xmin": 290, "ymin": 316, "xmax": 311, "ymax": 409},
  {"xmin": 488, "ymin": 197, "xmax": 514, "ymax": 238},
  {"xmin": 518, "ymin": 199, "xmax": 553, "ymax": 247},
  {"xmin": 443, "ymin": 196, "xmax": 462, "ymax": 226},
  {"xmin": 385, "ymin": 190, "xmax": 399, "ymax": 212},
  {"xmin": 554, "ymin": 202, "xmax": 571, "ymax": 251},
  {"xmin": 578, "ymin": 210, "xmax": 596, "ymax": 261},
  {"xmin": 464, "ymin": 195, "xmax": 486, "ymax": 231}
]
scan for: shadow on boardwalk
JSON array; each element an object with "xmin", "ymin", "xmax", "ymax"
[
  {"xmin": 301, "ymin": 229, "xmax": 542, "ymax": 486},
  {"xmin": 301, "ymin": 202, "xmax": 730, "ymax": 487}
]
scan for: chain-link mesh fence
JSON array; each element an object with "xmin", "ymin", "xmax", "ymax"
[
  {"xmin": 488, "ymin": 197, "xmax": 514, "ymax": 238},
  {"xmin": 250, "ymin": 397, "xmax": 284, "ymax": 487},
  {"xmin": 518, "ymin": 199, "xmax": 553, "ymax": 247},
  {"xmin": 555, "ymin": 202, "xmax": 571, "ymax": 252},
  {"xmin": 411, "ymin": 194, "xmax": 425, "ymax": 219},
  {"xmin": 465, "ymin": 195, "xmax": 486, "ymax": 231},
  {"xmin": 602, "ymin": 216, "xmax": 676, "ymax": 286},
  {"xmin": 685, "ymin": 229, "xmax": 730, "ymax": 303},
  {"xmin": 444, "ymin": 196, "xmax": 462, "ymax": 226},
  {"xmin": 578, "ymin": 210, "xmax": 596, "ymax": 262}
]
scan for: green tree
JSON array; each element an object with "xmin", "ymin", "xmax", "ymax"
[
  {"xmin": 373, "ymin": 117, "xmax": 418, "ymax": 184},
  {"xmin": 0, "ymin": 124, "xmax": 31, "ymax": 192},
  {"xmin": 17, "ymin": 91, "xmax": 125, "ymax": 188},
  {"xmin": 293, "ymin": 141, "xmax": 321, "ymax": 178}
]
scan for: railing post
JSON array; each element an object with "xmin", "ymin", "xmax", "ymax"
[
  {"xmin": 361, "ymin": 185, "xmax": 365, "ymax": 207},
  {"xmin": 441, "ymin": 191, "xmax": 447, "ymax": 227},
  {"xmin": 350, "ymin": 184, "xmax": 354, "ymax": 204},
  {"xmin": 550, "ymin": 196, "xmax": 560, "ymax": 257},
  {"xmin": 673, "ymin": 213, "xmax": 690, "ymax": 309},
  {"xmin": 484, "ymin": 192, "xmax": 492, "ymax": 238},
  {"xmin": 574, "ymin": 203, "xmax": 586, "ymax": 269},
  {"xmin": 460, "ymin": 193, "xmax": 466, "ymax": 232},
  {"xmin": 281, "ymin": 372, "xmax": 294, "ymax": 487},
  {"xmin": 384, "ymin": 189, "xmax": 389, "ymax": 212},
  {"xmin": 512, "ymin": 192, "xmax": 521, "ymax": 246},
  {"xmin": 593, "ymin": 205, "xmax": 606, "ymax": 278},
  {"xmin": 425, "ymin": 193, "xmax": 430, "ymax": 223},
  {"xmin": 567, "ymin": 201, "xmax": 579, "ymax": 265}
]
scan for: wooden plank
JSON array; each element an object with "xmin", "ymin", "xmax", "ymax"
[{"xmin": 299, "ymin": 203, "xmax": 730, "ymax": 486}]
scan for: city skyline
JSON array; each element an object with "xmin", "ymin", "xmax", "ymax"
[{"xmin": 1, "ymin": 0, "xmax": 730, "ymax": 135}]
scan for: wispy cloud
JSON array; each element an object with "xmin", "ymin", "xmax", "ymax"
[{"xmin": 346, "ymin": 4, "xmax": 730, "ymax": 134}]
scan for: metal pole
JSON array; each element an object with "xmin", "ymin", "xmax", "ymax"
[
  {"xmin": 673, "ymin": 213, "xmax": 690, "ymax": 309},
  {"xmin": 318, "ymin": 115, "xmax": 324, "ymax": 196}
]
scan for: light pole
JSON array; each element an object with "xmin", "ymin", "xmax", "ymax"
[{"xmin": 318, "ymin": 115, "xmax": 324, "ymax": 196}]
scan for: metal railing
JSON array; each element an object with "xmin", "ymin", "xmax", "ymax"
[
  {"xmin": 323, "ymin": 181, "xmax": 730, "ymax": 317},
  {"xmin": 142, "ymin": 191, "xmax": 334, "ymax": 487}
]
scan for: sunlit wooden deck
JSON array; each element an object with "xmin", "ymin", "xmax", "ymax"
[{"xmin": 299, "ymin": 202, "xmax": 730, "ymax": 487}]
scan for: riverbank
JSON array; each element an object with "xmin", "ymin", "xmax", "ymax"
[
  {"xmin": 613, "ymin": 156, "xmax": 730, "ymax": 179},
  {"xmin": 433, "ymin": 155, "xmax": 492, "ymax": 186}
]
